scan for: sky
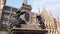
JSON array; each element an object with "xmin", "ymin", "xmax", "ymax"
[{"xmin": 6, "ymin": 0, "xmax": 60, "ymax": 19}]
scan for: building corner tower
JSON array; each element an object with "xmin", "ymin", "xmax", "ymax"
[
  {"xmin": 0, "ymin": 0, "xmax": 6, "ymax": 29},
  {"xmin": 0, "ymin": 0, "xmax": 6, "ymax": 22}
]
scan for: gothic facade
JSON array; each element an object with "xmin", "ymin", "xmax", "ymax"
[{"xmin": 40, "ymin": 8, "xmax": 60, "ymax": 34}]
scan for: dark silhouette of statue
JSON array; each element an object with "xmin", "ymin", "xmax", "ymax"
[
  {"xmin": 10, "ymin": 10, "xmax": 26, "ymax": 28},
  {"xmin": 36, "ymin": 15, "xmax": 46, "ymax": 29}
]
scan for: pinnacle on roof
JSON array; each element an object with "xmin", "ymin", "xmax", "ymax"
[{"xmin": 38, "ymin": 5, "xmax": 40, "ymax": 14}]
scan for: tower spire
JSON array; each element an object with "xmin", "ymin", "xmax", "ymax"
[
  {"xmin": 38, "ymin": 5, "xmax": 40, "ymax": 14},
  {"xmin": 23, "ymin": 0, "xmax": 27, "ymax": 4}
]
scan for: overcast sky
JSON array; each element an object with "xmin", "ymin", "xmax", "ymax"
[{"xmin": 6, "ymin": 0, "xmax": 60, "ymax": 18}]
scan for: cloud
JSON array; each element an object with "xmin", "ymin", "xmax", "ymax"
[
  {"xmin": 48, "ymin": 0, "xmax": 56, "ymax": 2},
  {"xmin": 45, "ymin": 4, "xmax": 60, "ymax": 17},
  {"xmin": 46, "ymin": 4, "xmax": 60, "ymax": 10},
  {"xmin": 39, "ymin": 0, "xmax": 46, "ymax": 4},
  {"xmin": 48, "ymin": 0, "xmax": 60, "ymax": 2},
  {"xmin": 31, "ymin": 0, "xmax": 46, "ymax": 13},
  {"xmin": 31, "ymin": 0, "xmax": 60, "ymax": 18}
]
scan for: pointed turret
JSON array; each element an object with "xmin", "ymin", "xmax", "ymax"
[{"xmin": 38, "ymin": 6, "xmax": 40, "ymax": 14}]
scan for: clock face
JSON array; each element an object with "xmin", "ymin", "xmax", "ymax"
[{"xmin": 25, "ymin": 12, "xmax": 29, "ymax": 22}]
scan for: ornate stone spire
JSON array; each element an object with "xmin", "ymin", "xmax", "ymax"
[
  {"xmin": 23, "ymin": 0, "xmax": 27, "ymax": 4},
  {"xmin": 38, "ymin": 5, "xmax": 40, "ymax": 14}
]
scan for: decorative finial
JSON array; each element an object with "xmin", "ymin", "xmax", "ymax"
[
  {"xmin": 38, "ymin": 5, "xmax": 40, "ymax": 14},
  {"xmin": 23, "ymin": 0, "xmax": 27, "ymax": 4}
]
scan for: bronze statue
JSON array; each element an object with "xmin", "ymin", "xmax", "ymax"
[
  {"xmin": 10, "ymin": 10, "xmax": 26, "ymax": 28},
  {"xmin": 36, "ymin": 15, "xmax": 46, "ymax": 29}
]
